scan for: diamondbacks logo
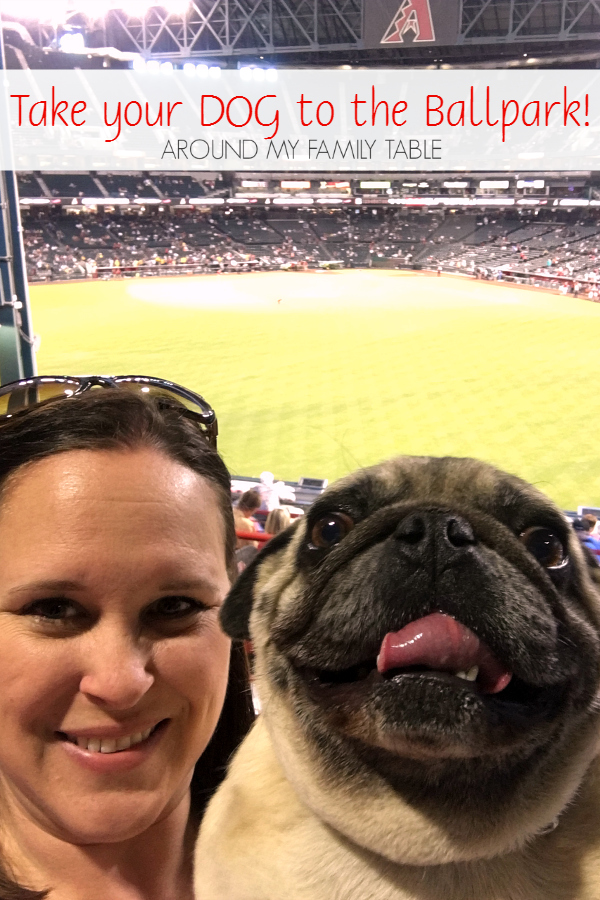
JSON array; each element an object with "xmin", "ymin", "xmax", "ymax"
[{"xmin": 381, "ymin": 0, "xmax": 436, "ymax": 43}]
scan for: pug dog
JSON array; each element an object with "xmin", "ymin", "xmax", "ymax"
[{"xmin": 194, "ymin": 456, "xmax": 600, "ymax": 900}]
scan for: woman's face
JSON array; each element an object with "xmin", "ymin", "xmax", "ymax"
[{"xmin": 0, "ymin": 446, "xmax": 231, "ymax": 844}]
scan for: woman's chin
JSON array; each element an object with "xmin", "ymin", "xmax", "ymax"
[{"xmin": 45, "ymin": 793, "xmax": 188, "ymax": 846}]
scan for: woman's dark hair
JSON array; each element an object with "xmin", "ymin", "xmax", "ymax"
[{"xmin": 0, "ymin": 390, "xmax": 255, "ymax": 900}]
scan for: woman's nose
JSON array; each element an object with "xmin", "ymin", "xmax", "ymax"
[{"xmin": 78, "ymin": 626, "xmax": 155, "ymax": 709}]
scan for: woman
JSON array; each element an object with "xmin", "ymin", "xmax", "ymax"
[
  {"xmin": 264, "ymin": 507, "xmax": 292, "ymax": 537},
  {"xmin": 0, "ymin": 378, "xmax": 254, "ymax": 900}
]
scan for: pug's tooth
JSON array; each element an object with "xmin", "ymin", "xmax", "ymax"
[
  {"xmin": 466, "ymin": 666, "xmax": 479, "ymax": 681},
  {"xmin": 456, "ymin": 670, "xmax": 468, "ymax": 680}
]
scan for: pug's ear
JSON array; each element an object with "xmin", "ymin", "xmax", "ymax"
[{"xmin": 220, "ymin": 523, "xmax": 300, "ymax": 640}]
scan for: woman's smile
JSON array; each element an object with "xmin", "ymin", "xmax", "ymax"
[
  {"xmin": 59, "ymin": 720, "xmax": 162, "ymax": 753},
  {"xmin": 57, "ymin": 720, "xmax": 171, "ymax": 774}
]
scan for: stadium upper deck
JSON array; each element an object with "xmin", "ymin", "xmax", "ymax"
[{"xmin": 2, "ymin": 0, "xmax": 600, "ymax": 72}]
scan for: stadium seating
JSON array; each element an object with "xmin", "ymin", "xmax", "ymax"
[{"xmin": 18, "ymin": 199, "xmax": 600, "ymax": 298}]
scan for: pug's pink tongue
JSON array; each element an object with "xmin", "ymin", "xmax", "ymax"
[{"xmin": 377, "ymin": 613, "xmax": 512, "ymax": 694}]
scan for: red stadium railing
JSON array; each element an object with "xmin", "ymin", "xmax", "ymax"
[{"xmin": 236, "ymin": 530, "xmax": 273, "ymax": 543}]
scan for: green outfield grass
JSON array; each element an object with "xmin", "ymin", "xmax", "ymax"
[{"xmin": 29, "ymin": 269, "xmax": 600, "ymax": 510}]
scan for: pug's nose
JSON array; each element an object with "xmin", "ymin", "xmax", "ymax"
[{"xmin": 394, "ymin": 511, "xmax": 476, "ymax": 553}]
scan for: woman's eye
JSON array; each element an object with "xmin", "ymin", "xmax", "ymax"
[
  {"xmin": 23, "ymin": 599, "xmax": 80, "ymax": 622},
  {"xmin": 150, "ymin": 596, "xmax": 202, "ymax": 618}
]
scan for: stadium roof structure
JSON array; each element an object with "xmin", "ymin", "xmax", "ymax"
[
  {"xmin": 460, "ymin": 0, "xmax": 600, "ymax": 43},
  {"xmin": 1, "ymin": 0, "xmax": 600, "ymax": 69}
]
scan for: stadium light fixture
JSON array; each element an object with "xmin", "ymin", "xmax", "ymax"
[
  {"xmin": 0, "ymin": 0, "xmax": 188, "ymax": 22},
  {"xmin": 132, "ymin": 55, "xmax": 147, "ymax": 70},
  {"xmin": 161, "ymin": 0, "xmax": 190, "ymax": 12},
  {"xmin": 209, "ymin": 66, "xmax": 221, "ymax": 79},
  {"xmin": 146, "ymin": 60, "xmax": 160, "ymax": 72},
  {"xmin": 160, "ymin": 61, "xmax": 173, "ymax": 74},
  {"xmin": 183, "ymin": 62, "xmax": 196, "ymax": 77},
  {"xmin": 0, "ymin": 0, "xmax": 66, "ymax": 21},
  {"xmin": 196, "ymin": 63, "xmax": 209, "ymax": 77},
  {"xmin": 240, "ymin": 65, "xmax": 277, "ymax": 82},
  {"xmin": 59, "ymin": 32, "xmax": 85, "ymax": 52},
  {"xmin": 76, "ymin": 1, "xmax": 120, "ymax": 14},
  {"xmin": 119, "ymin": 3, "xmax": 155, "ymax": 17}
]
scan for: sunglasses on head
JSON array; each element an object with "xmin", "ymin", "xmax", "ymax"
[{"xmin": 0, "ymin": 375, "xmax": 218, "ymax": 448}]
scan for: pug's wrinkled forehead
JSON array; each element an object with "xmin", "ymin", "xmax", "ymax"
[{"xmin": 306, "ymin": 456, "xmax": 569, "ymax": 538}]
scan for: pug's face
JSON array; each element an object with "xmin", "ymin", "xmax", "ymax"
[{"xmin": 223, "ymin": 457, "xmax": 600, "ymax": 862}]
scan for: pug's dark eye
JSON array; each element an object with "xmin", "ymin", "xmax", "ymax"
[
  {"xmin": 309, "ymin": 513, "xmax": 354, "ymax": 550},
  {"xmin": 520, "ymin": 527, "xmax": 567, "ymax": 569}
]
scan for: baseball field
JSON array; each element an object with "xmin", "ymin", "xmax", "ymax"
[{"xmin": 29, "ymin": 269, "xmax": 600, "ymax": 510}]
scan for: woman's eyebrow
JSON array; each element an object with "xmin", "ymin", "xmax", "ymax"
[
  {"xmin": 5, "ymin": 578, "xmax": 223, "ymax": 600},
  {"xmin": 7, "ymin": 579, "xmax": 84, "ymax": 598},
  {"xmin": 156, "ymin": 578, "xmax": 222, "ymax": 594}
]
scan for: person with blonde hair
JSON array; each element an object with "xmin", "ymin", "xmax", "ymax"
[{"xmin": 264, "ymin": 506, "xmax": 292, "ymax": 536}]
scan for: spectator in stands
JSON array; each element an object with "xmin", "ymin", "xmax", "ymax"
[
  {"xmin": 573, "ymin": 516, "xmax": 600, "ymax": 557},
  {"xmin": 233, "ymin": 488, "xmax": 261, "ymax": 549},
  {"xmin": 265, "ymin": 507, "xmax": 292, "ymax": 536},
  {"xmin": 256, "ymin": 470, "xmax": 295, "ymax": 511},
  {"xmin": 256, "ymin": 471, "xmax": 280, "ymax": 511}
]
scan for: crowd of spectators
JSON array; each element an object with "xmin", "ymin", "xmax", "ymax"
[{"xmin": 20, "ymin": 206, "xmax": 600, "ymax": 298}]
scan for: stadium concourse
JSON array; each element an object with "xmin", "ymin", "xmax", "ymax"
[{"xmin": 19, "ymin": 171, "xmax": 600, "ymax": 301}]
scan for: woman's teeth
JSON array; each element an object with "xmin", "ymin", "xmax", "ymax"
[{"xmin": 68, "ymin": 726, "xmax": 155, "ymax": 753}]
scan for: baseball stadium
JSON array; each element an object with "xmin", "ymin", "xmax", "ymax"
[
  {"xmin": 1, "ymin": 8, "xmax": 600, "ymax": 899},
  {"xmin": 2, "ymin": 0, "xmax": 600, "ymax": 513}
]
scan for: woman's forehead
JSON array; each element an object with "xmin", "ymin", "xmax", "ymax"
[
  {"xmin": 3, "ymin": 446, "xmax": 208, "ymax": 499},
  {"xmin": 0, "ymin": 447, "xmax": 224, "ymax": 541},
  {"xmin": 0, "ymin": 448, "xmax": 230, "ymax": 589}
]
